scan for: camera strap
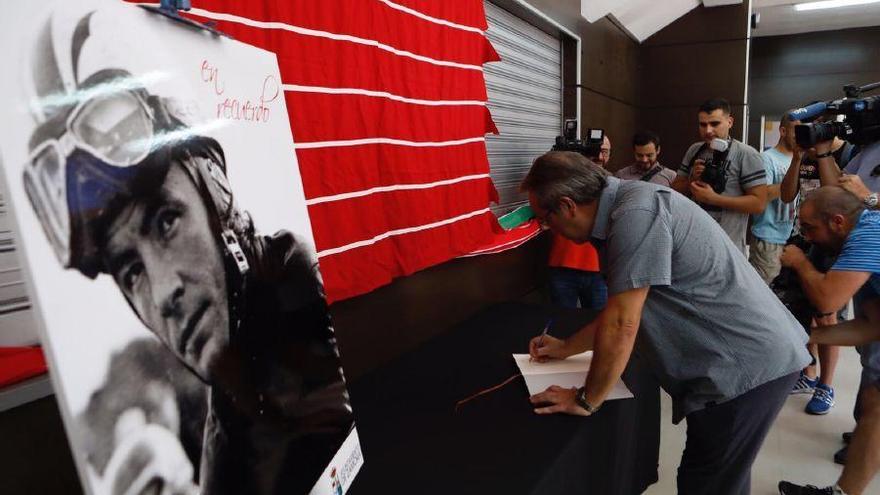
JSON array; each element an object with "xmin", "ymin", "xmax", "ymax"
[
  {"xmin": 639, "ymin": 165, "xmax": 664, "ymax": 182},
  {"xmin": 688, "ymin": 142, "xmax": 733, "ymax": 169},
  {"xmin": 688, "ymin": 142, "xmax": 710, "ymax": 171}
]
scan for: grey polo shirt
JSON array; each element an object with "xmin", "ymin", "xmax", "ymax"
[
  {"xmin": 615, "ymin": 163, "xmax": 677, "ymax": 187},
  {"xmin": 592, "ymin": 177, "xmax": 810, "ymax": 423},
  {"xmin": 678, "ymin": 139, "xmax": 765, "ymax": 255}
]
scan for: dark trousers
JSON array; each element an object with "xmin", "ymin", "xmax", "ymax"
[
  {"xmin": 547, "ymin": 267, "xmax": 607, "ymax": 310},
  {"xmin": 677, "ymin": 372, "xmax": 799, "ymax": 495}
]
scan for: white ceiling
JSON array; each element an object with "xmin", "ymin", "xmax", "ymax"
[
  {"xmin": 579, "ymin": 0, "xmax": 880, "ymax": 42},
  {"xmin": 753, "ymin": 0, "xmax": 880, "ymax": 37},
  {"xmin": 581, "ymin": 0, "xmax": 703, "ymax": 42}
]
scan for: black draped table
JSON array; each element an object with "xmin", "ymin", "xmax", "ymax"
[{"xmin": 347, "ymin": 302, "xmax": 661, "ymax": 495}]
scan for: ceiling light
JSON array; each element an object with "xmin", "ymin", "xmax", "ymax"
[{"xmin": 795, "ymin": 0, "xmax": 880, "ymax": 12}]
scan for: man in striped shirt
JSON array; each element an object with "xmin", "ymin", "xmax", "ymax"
[{"xmin": 778, "ymin": 187, "xmax": 880, "ymax": 495}]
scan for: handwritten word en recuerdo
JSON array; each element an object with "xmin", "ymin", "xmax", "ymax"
[{"xmin": 201, "ymin": 59, "xmax": 280, "ymax": 123}]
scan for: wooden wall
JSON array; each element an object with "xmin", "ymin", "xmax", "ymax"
[{"xmin": 748, "ymin": 26, "xmax": 880, "ymax": 149}]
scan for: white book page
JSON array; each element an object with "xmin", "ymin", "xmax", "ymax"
[{"xmin": 513, "ymin": 352, "xmax": 634, "ymax": 400}]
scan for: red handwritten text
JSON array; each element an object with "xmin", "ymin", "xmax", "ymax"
[
  {"xmin": 200, "ymin": 60, "xmax": 225, "ymax": 96},
  {"xmin": 200, "ymin": 59, "xmax": 280, "ymax": 124},
  {"xmin": 214, "ymin": 75, "xmax": 280, "ymax": 123}
]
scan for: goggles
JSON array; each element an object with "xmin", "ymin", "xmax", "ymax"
[{"xmin": 23, "ymin": 89, "xmax": 157, "ymax": 268}]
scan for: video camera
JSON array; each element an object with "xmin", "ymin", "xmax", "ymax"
[
  {"xmin": 552, "ymin": 119, "xmax": 605, "ymax": 160},
  {"xmin": 789, "ymin": 81, "xmax": 880, "ymax": 147}
]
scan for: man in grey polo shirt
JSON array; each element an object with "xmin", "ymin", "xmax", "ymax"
[
  {"xmin": 523, "ymin": 151, "xmax": 810, "ymax": 494},
  {"xmin": 615, "ymin": 130, "xmax": 677, "ymax": 187},
  {"xmin": 671, "ymin": 98, "xmax": 768, "ymax": 255}
]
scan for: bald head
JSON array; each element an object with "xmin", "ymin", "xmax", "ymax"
[
  {"xmin": 798, "ymin": 186, "xmax": 864, "ymax": 251},
  {"xmin": 802, "ymin": 186, "xmax": 864, "ymax": 223}
]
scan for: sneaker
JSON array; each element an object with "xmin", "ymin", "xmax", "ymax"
[
  {"xmin": 778, "ymin": 481, "xmax": 835, "ymax": 494},
  {"xmin": 806, "ymin": 384, "xmax": 835, "ymax": 415},
  {"xmin": 842, "ymin": 431, "xmax": 853, "ymax": 444},
  {"xmin": 791, "ymin": 372, "xmax": 818, "ymax": 395},
  {"xmin": 834, "ymin": 445, "xmax": 847, "ymax": 465}
]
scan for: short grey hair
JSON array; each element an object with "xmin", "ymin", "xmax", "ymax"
[
  {"xmin": 802, "ymin": 186, "xmax": 865, "ymax": 223},
  {"xmin": 520, "ymin": 151, "xmax": 610, "ymax": 211}
]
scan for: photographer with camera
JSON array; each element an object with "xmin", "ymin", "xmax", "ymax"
[
  {"xmin": 672, "ymin": 98, "xmax": 768, "ymax": 255},
  {"xmin": 775, "ymin": 119, "xmax": 854, "ymax": 418},
  {"xmin": 594, "ymin": 134, "xmax": 611, "ymax": 168},
  {"xmin": 614, "ymin": 130, "xmax": 677, "ymax": 186},
  {"xmin": 546, "ymin": 123, "xmax": 610, "ymax": 310},
  {"xmin": 788, "ymin": 83, "xmax": 880, "ymax": 202},
  {"xmin": 777, "ymin": 186, "xmax": 880, "ymax": 495}
]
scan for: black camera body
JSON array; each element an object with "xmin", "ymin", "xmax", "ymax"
[
  {"xmin": 793, "ymin": 82, "xmax": 880, "ymax": 147},
  {"xmin": 697, "ymin": 138, "xmax": 731, "ymax": 194},
  {"xmin": 770, "ymin": 235, "xmax": 816, "ymax": 330},
  {"xmin": 552, "ymin": 119, "xmax": 605, "ymax": 160},
  {"xmin": 700, "ymin": 156, "xmax": 729, "ymax": 194}
]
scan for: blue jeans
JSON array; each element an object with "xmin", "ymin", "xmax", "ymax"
[{"xmin": 548, "ymin": 267, "xmax": 608, "ymax": 310}]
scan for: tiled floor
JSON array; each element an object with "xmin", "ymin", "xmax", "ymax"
[{"xmin": 644, "ymin": 346, "xmax": 880, "ymax": 494}]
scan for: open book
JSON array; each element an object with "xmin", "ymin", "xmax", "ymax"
[{"xmin": 513, "ymin": 351, "xmax": 634, "ymax": 400}]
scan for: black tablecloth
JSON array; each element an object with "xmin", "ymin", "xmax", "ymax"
[{"xmin": 347, "ymin": 302, "xmax": 661, "ymax": 495}]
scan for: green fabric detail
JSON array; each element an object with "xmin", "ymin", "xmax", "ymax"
[{"xmin": 498, "ymin": 205, "xmax": 534, "ymax": 230}]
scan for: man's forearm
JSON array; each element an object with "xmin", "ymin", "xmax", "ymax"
[
  {"xmin": 810, "ymin": 318, "xmax": 880, "ymax": 346},
  {"xmin": 565, "ymin": 319, "xmax": 599, "ymax": 354},
  {"xmin": 671, "ymin": 175, "xmax": 690, "ymax": 194},
  {"xmin": 780, "ymin": 154, "xmax": 801, "ymax": 203},
  {"xmin": 581, "ymin": 308, "xmax": 638, "ymax": 407},
  {"xmin": 704, "ymin": 192, "xmax": 765, "ymax": 214},
  {"xmin": 767, "ymin": 184, "xmax": 781, "ymax": 201},
  {"xmin": 792, "ymin": 260, "xmax": 839, "ymax": 313},
  {"xmin": 818, "ymin": 155, "xmax": 842, "ymax": 186}
]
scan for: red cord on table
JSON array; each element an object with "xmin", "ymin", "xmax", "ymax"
[{"xmin": 454, "ymin": 373, "xmax": 522, "ymax": 413}]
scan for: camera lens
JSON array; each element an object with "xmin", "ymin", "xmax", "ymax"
[{"xmin": 795, "ymin": 122, "xmax": 850, "ymax": 147}]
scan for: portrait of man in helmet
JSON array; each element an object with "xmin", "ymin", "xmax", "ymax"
[{"xmin": 1, "ymin": 3, "xmax": 357, "ymax": 495}]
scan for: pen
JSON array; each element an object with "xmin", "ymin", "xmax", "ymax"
[{"xmin": 531, "ymin": 317, "xmax": 554, "ymax": 362}]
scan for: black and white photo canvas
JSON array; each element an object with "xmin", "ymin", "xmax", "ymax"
[{"xmin": 0, "ymin": 1, "xmax": 362, "ymax": 493}]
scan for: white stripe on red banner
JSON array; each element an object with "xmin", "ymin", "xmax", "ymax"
[
  {"xmin": 317, "ymin": 207, "xmax": 492, "ymax": 258},
  {"xmin": 294, "ymin": 136, "xmax": 486, "ymax": 150},
  {"xmin": 282, "ymin": 84, "xmax": 486, "ymax": 107},
  {"xmin": 306, "ymin": 174, "xmax": 491, "ymax": 205},
  {"xmin": 187, "ymin": 7, "xmax": 484, "ymax": 71},
  {"xmin": 376, "ymin": 0, "xmax": 485, "ymax": 34}
]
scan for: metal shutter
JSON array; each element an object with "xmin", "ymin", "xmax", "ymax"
[
  {"xmin": 484, "ymin": 1, "xmax": 562, "ymax": 215},
  {"xmin": 0, "ymin": 172, "xmax": 37, "ymax": 347}
]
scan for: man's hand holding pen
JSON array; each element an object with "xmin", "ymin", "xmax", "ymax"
[{"xmin": 528, "ymin": 334, "xmax": 575, "ymax": 362}]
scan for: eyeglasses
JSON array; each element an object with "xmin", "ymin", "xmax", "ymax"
[
  {"xmin": 535, "ymin": 208, "xmax": 557, "ymax": 227},
  {"xmin": 23, "ymin": 90, "xmax": 157, "ymax": 266}
]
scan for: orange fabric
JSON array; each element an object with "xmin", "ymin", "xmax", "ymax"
[{"xmin": 548, "ymin": 234, "xmax": 600, "ymax": 272}]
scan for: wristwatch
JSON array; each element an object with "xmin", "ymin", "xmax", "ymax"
[
  {"xmin": 575, "ymin": 387, "xmax": 600, "ymax": 414},
  {"xmin": 864, "ymin": 192, "xmax": 879, "ymax": 209}
]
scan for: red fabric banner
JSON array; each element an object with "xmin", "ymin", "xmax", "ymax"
[
  {"xmin": 180, "ymin": 0, "xmax": 503, "ymax": 303},
  {"xmin": 284, "ymin": 92, "xmax": 497, "ymax": 144},
  {"xmin": 296, "ymin": 142, "xmax": 492, "ymax": 199}
]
